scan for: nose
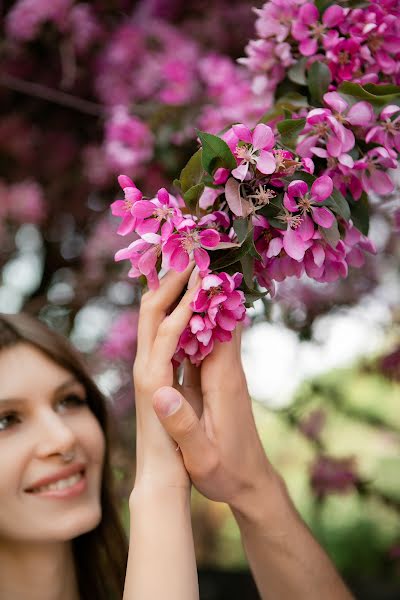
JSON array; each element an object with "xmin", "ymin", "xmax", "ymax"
[{"xmin": 34, "ymin": 408, "xmax": 77, "ymax": 459}]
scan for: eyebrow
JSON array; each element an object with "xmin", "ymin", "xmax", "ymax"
[{"xmin": 0, "ymin": 377, "xmax": 83, "ymax": 406}]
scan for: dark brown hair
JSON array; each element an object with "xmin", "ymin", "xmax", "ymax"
[{"xmin": 0, "ymin": 313, "xmax": 128, "ymax": 600}]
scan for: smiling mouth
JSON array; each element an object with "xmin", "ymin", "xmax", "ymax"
[{"xmin": 27, "ymin": 470, "xmax": 86, "ymax": 494}]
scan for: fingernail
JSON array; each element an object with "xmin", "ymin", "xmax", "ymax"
[{"xmin": 155, "ymin": 388, "xmax": 182, "ymax": 417}]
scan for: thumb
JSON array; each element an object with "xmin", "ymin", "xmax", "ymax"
[{"xmin": 152, "ymin": 386, "xmax": 214, "ymax": 472}]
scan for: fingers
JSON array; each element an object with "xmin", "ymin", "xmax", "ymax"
[
  {"xmin": 152, "ymin": 386, "xmax": 216, "ymax": 475},
  {"xmin": 136, "ymin": 261, "xmax": 195, "ymax": 356},
  {"xmin": 151, "ymin": 275, "xmax": 201, "ymax": 362},
  {"xmin": 182, "ymin": 360, "xmax": 203, "ymax": 418}
]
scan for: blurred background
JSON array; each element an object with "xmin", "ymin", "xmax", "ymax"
[{"xmin": 0, "ymin": 1, "xmax": 399, "ymax": 598}]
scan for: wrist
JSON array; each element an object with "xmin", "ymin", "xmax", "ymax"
[
  {"xmin": 130, "ymin": 477, "xmax": 191, "ymax": 507},
  {"xmin": 230, "ymin": 468, "xmax": 298, "ymax": 531}
]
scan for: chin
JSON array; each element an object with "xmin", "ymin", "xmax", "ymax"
[{"xmin": 54, "ymin": 503, "xmax": 103, "ymax": 541}]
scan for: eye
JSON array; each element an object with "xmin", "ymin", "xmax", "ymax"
[
  {"xmin": 58, "ymin": 393, "xmax": 88, "ymax": 410},
  {"xmin": 0, "ymin": 412, "xmax": 20, "ymax": 432}
]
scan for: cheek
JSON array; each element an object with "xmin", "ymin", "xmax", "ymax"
[{"xmin": 75, "ymin": 411, "xmax": 106, "ymax": 467}]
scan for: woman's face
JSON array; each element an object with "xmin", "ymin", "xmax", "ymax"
[{"xmin": 0, "ymin": 343, "xmax": 105, "ymax": 544}]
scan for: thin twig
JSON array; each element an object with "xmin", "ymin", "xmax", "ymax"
[{"xmin": 0, "ymin": 73, "xmax": 104, "ymax": 117}]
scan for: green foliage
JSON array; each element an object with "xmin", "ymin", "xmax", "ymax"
[
  {"xmin": 307, "ymin": 61, "xmax": 332, "ymax": 105},
  {"xmin": 349, "ymin": 192, "xmax": 370, "ymax": 236},
  {"xmin": 277, "ymin": 117, "xmax": 306, "ymax": 149},
  {"xmin": 338, "ymin": 82, "xmax": 400, "ymax": 108},
  {"xmin": 196, "ymin": 130, "xmax": 237, "ymax": 175}
]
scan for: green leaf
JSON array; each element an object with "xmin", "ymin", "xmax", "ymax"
[
  {"xmin": 178, "ymin": 149, "xmax": 204, "ymax": 193},
  {"xmin": 173, "ymin": 178, "xmax": 182, "ymax": 191},
  {"xmin": 233, "ymin": 218, "xmax": 249, "ymax": 244},
  {"xmin": 183, "ymin": 183, "xmax": 205, "ymax": 211},
  {"xmin": 307, "ymin": 61, "xmax": 331, "ymax": 105},
  {"xmin": 315, "ymin": 0, "xmax": 334, "ymax": 13},
  {"xmin": 349, "ymin": 192, "xmax": 369, "ymax": 235},
  {"xmin": 338, "ymin": 82, "xmax": 400, "ymax": 107},
  {"xmin": 323, "ymin": 188, "xmax": 351, "ymax": 221},
  {"xmin": 277, "ymin": 117, "xmax": 306, "ymax": 149},
  {"xmin": 288, "ymin": 58, "xmax": 307, "ymax": 86},
  {"xmin": 320, "ymin": 220, "xmax": 340, "ymax": 248},
  {"xmin": 240, "ymin": 253, "xmax": 255, "ymax": 289},
  {"xmin": 196, "ymin": 130, "xmax": 237, "ymax": 175},
  {"xmin": 244, "ymin": 289, "xmax": 268, "ymax": 308}
]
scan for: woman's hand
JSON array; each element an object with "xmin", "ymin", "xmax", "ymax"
[
  {"xmin": 132, "ymin": 262, "xmax": 201, "ymax": 493},
  {"xmin": 152, "ymin": 325, "xmax": 278, "ymax": 511}
]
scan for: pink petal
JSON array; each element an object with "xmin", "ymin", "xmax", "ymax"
[
  {"xmin": 371, "ymin": 170, "xmax": 394, "ymax": 195},
  {"xmin": 297, "ymin": 214, "xmax": 314, "ymax": 240},
  {"xmin": 312, "ymin": 244, "xmax": 325, "ymax": 267},
  {"xmin": 216, "ymin": 309, "xmax": 237, "ymax": 331},
  {"xmin": 323, "ymin": 4, "xmax": 344, "ymax": 27},
  {"xmin": 283, "ymin": 192, "xmax": 298, "ymax": 212},
  {"xmin": 256, "ymin": 150, "xmax": 276, "ymax": 175},
  {"xmin": 266, "ymin": 236, "xmax": 283, "ymax": 257},
  {"xmin": 117, "ymin": 214, "xmax": 136, "ymax": 236},
  {"xmin": 299, "ymin": 3, "xmax": 319, "ymax": 25},
  {"xmin": 231, "ymin": 162, "xmax": 249, "ymax": 182},
  {"xmin": 225, "ymin": 177, "xmax": 243, "ymax": 216},
  {"xmin": 132, "ymin": 200, "xmax": 156, "ymax": 218},
  {"xmin": 170, "ymin": 246, "xmax": 190, "ymax": 271},
  {"xmin": 311, "ymin": 175, "xmax": 333, "ymax": 201},
  {"xmin": 136, "ymin": 218, "xmax": 160, "ymax": 235},
  {"xmin": 288, "ymin": 179, "xmax": 308, "ymax": 199},
  {"xmin": 232, "ymin": 123, "xmax": 252, "ymax": 143},
  {"xmin": 347, "ymin": 101, "xmax": 374, "ymax": 126},
  {"xmin": 252, "ymin": 124, "xmax": 275, "ymax": 151},
  {"xmin": 202, "ymin": 274, "xmax": 223, "ymax": 289},
  {"xmin": 118, "ymin": 175, "xmax": 134, "ymax": 189},
  {"xmin": 138, "ymin": 247, "xmax": 157, "ymax": 275},
  {"xmin": 200, "ymin": 228, "xmax": 220, "ymax": 248},
  {"xmin": 283, "ymin": 228, "xmax": 306, "ymax": 261},
  {"xmin": 194, "ymin": 247, "xmax": 210, "ymax": 271},
  {"xmin": 299, "ymin": 37, "xmax": 318, "ymax": 56},
  {"xmin": 110, "ymin": 199, "xmax": 127, "ymax": 216},
  {"xmin": 323, "ymin": 92, "xmax": 348, "ymax": 113},
  {"xmin": 326, "ymin": 134, "xmax": 342, "ymax": 158},
  {"xmin": 311, "ymin": 206, "xmax": 335, "ymax": 228},
  {"xmin": 190, "ymin": 315, "xmax": 205, "ymax": 334}
]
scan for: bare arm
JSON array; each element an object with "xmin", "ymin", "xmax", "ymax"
[
  {"xmin": 230, "ymin": 473, "xmax": 354, "ymax": 600},
  {"xmin": 152, "ymin": 326, "xmax": 354, "ymax": 600},
  {"xmin": 123, "ymin": 485, "xmax": 198, "ymax": 600},
  {"xmin": 123, "ymin": 264, "xmax": 201, "ymax": 600}
]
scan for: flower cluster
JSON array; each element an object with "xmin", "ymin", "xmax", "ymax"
[{"xmin": 243, "ymin": 0, "xmax": 400, "ymax": 99}]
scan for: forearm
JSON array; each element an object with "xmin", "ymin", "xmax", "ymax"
[
  {"xmin": 230, "ymin": 473, "xmax": 354, "ymax": 600},
  {"xmin": 123, "ymin": 485, "xmax": 199, "ymax": 600}
]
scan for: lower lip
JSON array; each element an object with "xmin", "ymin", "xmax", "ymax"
[{"xmin": 28, "ymin": 471, "xmax": 87, "ymax": 499}]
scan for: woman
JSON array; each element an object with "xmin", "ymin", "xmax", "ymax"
[{"xmin": 0, "ymin": 262, "xmax": 354, "ymax": 599}]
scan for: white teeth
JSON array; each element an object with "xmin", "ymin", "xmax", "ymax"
[{"xmin": 33, "ymin": 472, "xmax": 83, "ymax": 493}]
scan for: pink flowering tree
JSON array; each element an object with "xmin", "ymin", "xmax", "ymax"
[{"xmin": 111, "ymin": 0, "xmax": 400, "ymax": 366}]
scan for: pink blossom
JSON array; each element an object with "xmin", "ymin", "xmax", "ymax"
[
  {"xmin": 110, "ymin": 175, "xmax": 144, "ymax": 236},
  {"xmin": 355, "ymin": 147, "xmax": 397, "ymax": 195},
  {"xmin": 365, "ymin": 105, "xmax": 400, "ymax": 152},
  {"xmin": 292, "ymin": 3, "xmax": 345, "ymax": 57},
  {"xmin": 229, "ymin": 123, "xmax": 276, "ymax": 181},
  {"xmin": 7, "ymin": 180, "xmax": 46, "ymax": 224},
  {"xmin": 100, "ymin": 310, "xmax": 138, "ymax": 361},
  {"xmin": 326, "ymin": 37, "xmax": 361, "ymax": 82},
  {"xmin": 174, "ymin": 271, "xmax": 246, "ymax": 365},
  {"xmin": 297, "ymin": 107, "xmax": 355, "ymax": 166},
  {"xmin": 130, "ymin": 187, "xmax": 183, "ymax": 235},
  {"xmin": 5, "ymin": 0, "xmax": 72, "ymax": 41},
  {"xmin": 163, "ymin": 219, "xmax": 220, "ymax": 272},
  {"xmin": 115, "ymin": 229, "xmax": 170, "ymax": 291},
  {"xmin": 104, "ymin": 106, "xmax": 154, "ymax": 174},
  {"xmin": 284, "ymin": 176, "xmax": 335, "ymax": 231}
]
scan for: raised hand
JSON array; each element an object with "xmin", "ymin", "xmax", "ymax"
[
  {"xmin": 152, "ymin": 325, "xmax": 278, "ymax": 511},
  {"xmin": 132, "ymin": 261, "xmax": 201, "ymax": 492}
]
